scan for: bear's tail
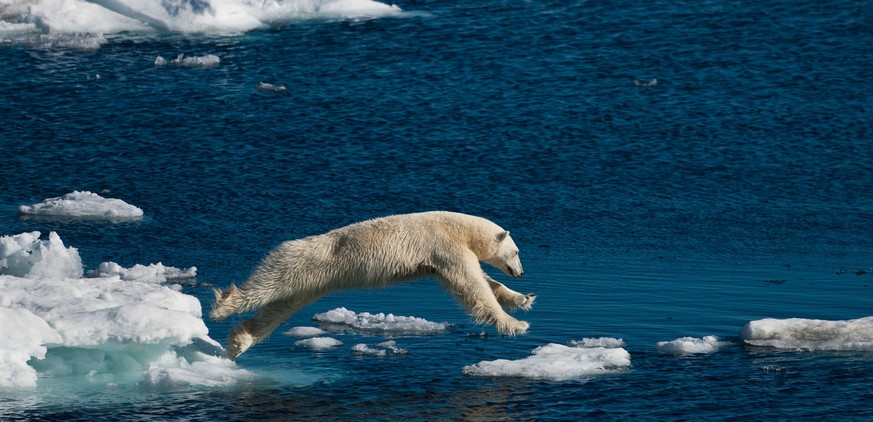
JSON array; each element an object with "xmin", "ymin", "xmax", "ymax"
[{"xmin": 209, "ymin": 284, "xmax": 241, "ymax": 321}]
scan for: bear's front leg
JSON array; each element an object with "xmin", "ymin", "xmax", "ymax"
[
  {"xmin": 484, "ymin": 274, "xmax": 536, "ymax": 311},
  {"xmin": 436, "ymin": 262, "xmax": 530, "ymax": 336}
]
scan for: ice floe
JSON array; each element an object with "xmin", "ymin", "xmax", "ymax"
[
  {"xmin": 312, "ymin": 307, "xmax": 450, "ymax": 334},
  {"xmin": 656, "ymin": 335, "xmax": 730, "ymax": 355},
  {"xmin": 741, "ymin": 317, "xmax": 873, "ymax": 351},
  {"xmin": 18, "ymin": 191, "xmax": 144, "ymax": 220},
  {"xmin": 462, "ymin": 337, "xmax": 631, "ymax": 381},
  {"xmin": 0, "ymin": 231, "xmax": 250, "ymax": 389}
]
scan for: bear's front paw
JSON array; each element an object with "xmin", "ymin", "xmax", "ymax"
[{"xmin": 515, "ymin": 293, "xmax": 536, "ymax": 311}]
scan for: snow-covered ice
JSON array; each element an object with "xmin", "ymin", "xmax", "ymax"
[
  {"xmin": 741, "ymin": 317, "xmax": 873, "ymax": 351},
  {"xmin": 0, "ymin": 231, "xmax": 250, "ymax": 389},
  {"xmin": 312, "ymin": 307, "xmax": 450, "ymax": 334},
  {"xmin": 18, "ymin": 191, "xmax": 144, "ymax": 220},
  {"xmin": 462, "ymin": 338, "xmax": 631, "ymax": 381},
  {"xmin": 656, "ymin": 335, "xmax": 729, "ymax": 355}
]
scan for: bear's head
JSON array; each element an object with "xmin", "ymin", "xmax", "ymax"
[{"xmin": 484, "ymin": 231, "xmax": 524, "ymax": 278}]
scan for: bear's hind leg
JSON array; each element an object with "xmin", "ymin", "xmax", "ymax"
[
  {"xmin": 484, "ymin": 275, "xmax": 536, "ymax": 311},
  {"xmin": 226, "ymin": 297, "xmax": 314, "ymax": 358}
]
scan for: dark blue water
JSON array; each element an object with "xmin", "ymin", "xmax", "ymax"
[{"xmin": 2, "ymin": 0, "xmax": 873, "ymax": 419}]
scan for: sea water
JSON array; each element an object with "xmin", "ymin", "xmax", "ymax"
[{"xmin": 1, "ymin": 0, "xmax": 873, "ymax": 419}]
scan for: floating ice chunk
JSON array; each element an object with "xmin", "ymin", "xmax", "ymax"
[
  {"xmin": 656, "ymin": 335, "xmax": 729, "ymax": 355},
  {"xmin": 570, "ymin": 337, "xmax": 627, "ymax": 349},
  {"xmin": 284, "ymin": 326, "xmax": 327, "ymax": 338},
  {"xmin": 295, "ymin": 337, "xmax": 343, "ymax": 351},
  {"xmin": 463, "ymin": 343, "xmax": 631, "ymax": 381},
  {"xmin": 741, "ymin": 317, "xmax": 873, "ymax": 351},
  {"xmin": 352, "ymin": 340, "xmax": 407, "ymax": 357},
  {"xmin": 87, "ymin": 261, "xmax": 197, "ymax": 285},
  {"xmin": 313, "ymin": 307, "xmax": 450, "ymax": 334},
  {"xmin": 155, "ymin": 55, "xmax": 168, "ymax": 66},
  {"xmin": 257, "ymin": 82, "xmax": 286, "ymax": 92},
  {"xmin": 634, "ymin": 78, "xmax": 657, "ymax": 87},
  {"xmin": 171, "ymin": 53, "xmax": 220, "ymax": 67},
  {"xmin": 0, "ymin": 231, "xmax": 83, "ymax": 279},
  {"xmin": 19, "ymin": 191, "xmax": 143, "ymax": 220}
]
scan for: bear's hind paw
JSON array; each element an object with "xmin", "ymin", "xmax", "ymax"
[{"xmin": 227, "ymin": 328, "xmax": 255, "ymax": 359}]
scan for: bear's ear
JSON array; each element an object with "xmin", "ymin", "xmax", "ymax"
[{"xmin": 497, "ymin": 231, "xmax": 509, "ymax": 242}]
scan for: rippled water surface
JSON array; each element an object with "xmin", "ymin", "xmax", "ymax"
[{"xmin": 2, "ymin": 0, "xmax": 873, "ymax": 419}]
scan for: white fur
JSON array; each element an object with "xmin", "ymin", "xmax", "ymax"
[{"xmin": 211, "ymin": 211, "xmax": 535, "ymax": 358}]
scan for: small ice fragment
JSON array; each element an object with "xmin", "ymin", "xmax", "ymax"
[
  {"xmin": 294, "ymin": 337, "xmax": 343, "ymax": 351},
  {"xmin": 634, "ymin": 78, "xmax": 657, "ymax": 87},
  {"xmin": 284, "ymin": 326, "xmax": 326, "ymax": 338},
  {"xmin": 258, "ymin": 82, "xmax": 286, "ymax": 92}
]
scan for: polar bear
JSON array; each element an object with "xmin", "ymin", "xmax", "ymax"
[{"xmin": 210, "ymin": 211, "xmax": 536, "ymax": 358}]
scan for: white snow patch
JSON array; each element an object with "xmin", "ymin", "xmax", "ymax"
[
  {"xmin": 741, "ymin": 317, "xmax": 873, "ymax": 351},
  {"xmin": 656, "ymin": 336, "xmax": 729, "ymax": 355},
  {"xmin": 313, "ymin": 307, "xmax": 450, "ymax": 334},
  {"xmin": 19, "ymin": 191, "xmax": 143, "ymax": 220}
]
